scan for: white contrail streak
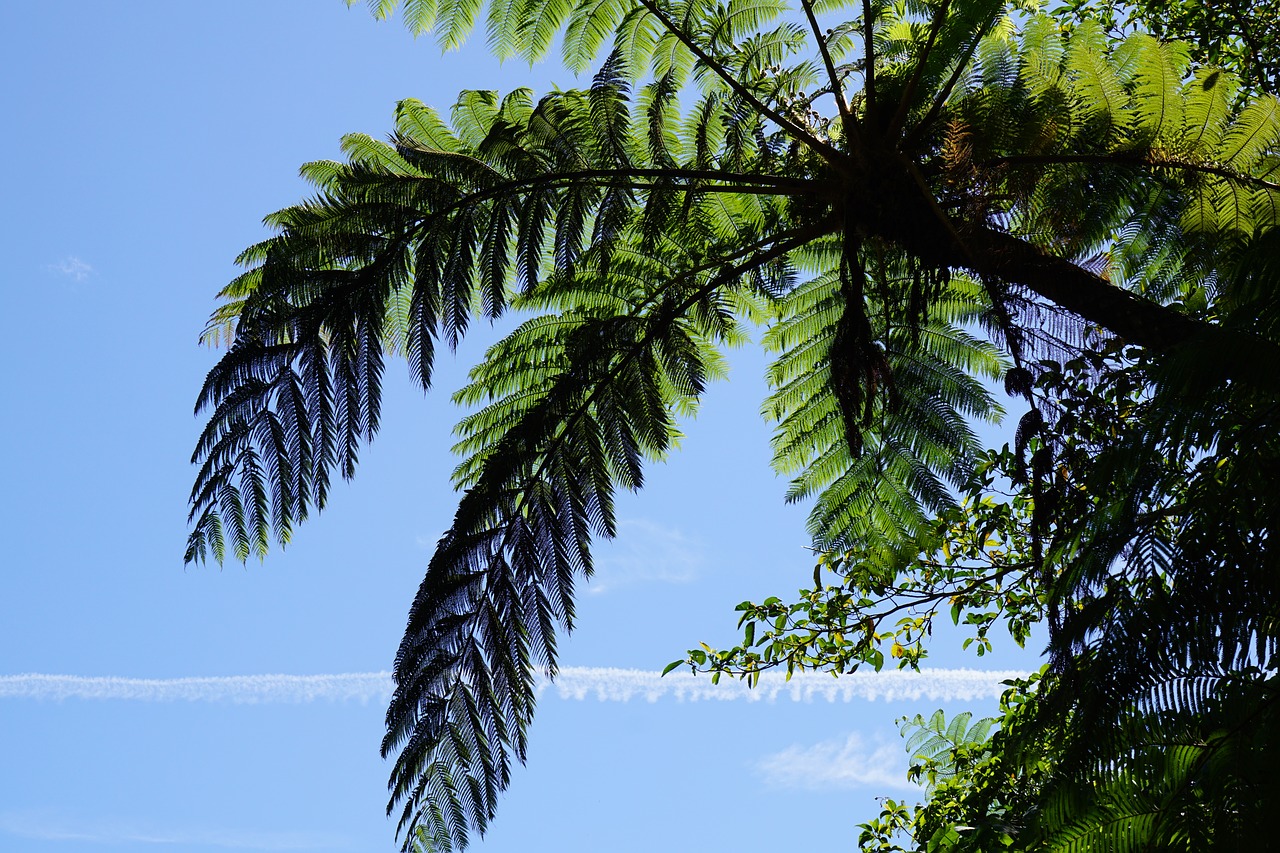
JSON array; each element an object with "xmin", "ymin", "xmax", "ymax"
[
  {"xmin": 0, "ymin": 673, "xmax": 395, "ymax": 704},
  {"xmin": 0, "ymin": 668, "xmax": 1028, "ymax": 705},
  {"xmin": 542, "ymin": 667, "xmax": 1029, "ymax": 703},
  {"xmin": 0, "ymin": 811, "xmax": 349, "ymax": 850}
]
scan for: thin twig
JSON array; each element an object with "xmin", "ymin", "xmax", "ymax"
[
  {"xmin": 982, "ymin": 153, "xmax": 1280, "ymax": 193},
  {"xmin": 903, "ymin": 10, "xmax": 999, "ymax": 151},
  {"xmin": 800, "ymin": 0, "xmax": 850, "ymax": 121},
  {"xmin": 861, "ymin": 0, "xmax": 877, "ymax": 124},
  {"xmin": 886, "ymin": 0, "xmax": 952, "ymax": 142},
  {"xmin": 396, "ymin": 166, "xmax": 823, "ymax": 231}
]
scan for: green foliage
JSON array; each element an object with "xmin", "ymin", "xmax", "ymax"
[
  {"xmin": 850, "ymin": 668, "xmax": 1280, "ymax": 851},
  {"xmin": 1055, "ymin": 0, "xmax": 1280, "ymax": 95},
  {"xmin": 903, "ymin": 710, "xmax": 996, "ymax": 789},
  {"xmin": 765, "ymin": 272, "xmax": 1005, "ymax": 549},
  {"xmin": 854, "ymin": 672, "xmax": 1051, "ymax": 853},
  {"xmin": 674, "ymin": 444, "xmax": 1044, "ymax": 681},
  {"xmin": 695, "ymin": 338, "xmax": 1280, "ymax": 850},
  {"xmin": 195, "ymin": 2, "xmax": 1280, "ymax": 849}
]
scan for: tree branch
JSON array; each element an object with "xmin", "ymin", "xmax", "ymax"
[
  {"xmin": 982, "ymin": 153, "xmax": 1280, "ymax": 193},
  {"xmin": 959, "ymin": 225, "xmax": 1202, "ymax": 350},
  {"xmin": 902, "ymin": 10, "xmax": 999, "ymax": 151},
  {"xmin": 861, "ymin": 0, "xmax": 877, "ymax": 125},
  {"xmin": 886, "ymin": 0, "xmax": 951, "ymax": 142},
  {"xmin": 850, "ymin": 159, "xmax": 1280, "ymax": 374},
  {"xmin": 800, "ymin": 0, "xmax": 850, "ymax": 121},
  {"xmin": 395, "ymin": 165, "xmax": 822, "ymax": 230},
  {"xmin": 633, "ymin": 0, "xmax": 848, "ymax": 166}
]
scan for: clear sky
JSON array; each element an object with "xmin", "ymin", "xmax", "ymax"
[{"xmin": 0, "ymin": 4, "xmax": 1040, "ymax": 851}]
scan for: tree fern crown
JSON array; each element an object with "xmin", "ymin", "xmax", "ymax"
[{"xmin": 191, "ymin": 1, "xmax": 1280, "ymax": 849}]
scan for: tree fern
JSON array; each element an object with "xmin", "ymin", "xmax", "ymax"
[{"xmin": 195, "ymin": 2, "xmax": 1280, "ymax": 849}]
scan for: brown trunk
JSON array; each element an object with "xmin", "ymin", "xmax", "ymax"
[{"xmin": 840, "ymin": 156, "xmax": 1280, "ymax": 386}]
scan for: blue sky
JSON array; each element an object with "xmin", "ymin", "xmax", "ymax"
[{"xmin": 0, "ymin": 4, "xmax": 1040, "ymax": 851}]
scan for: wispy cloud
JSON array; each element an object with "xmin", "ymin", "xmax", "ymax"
[
  {"xmin": 0, "ymin": 668, "xmax": 1024, "ymax": 705},
  {"xmin": 47, "ymin": 257, "xmax": 93, "ymax": 282},
  {"xmin": 589, "ymin": 518, "xmax": 703, "ymax": 594},
  {"xmin": 0, "ymin": 811, "xmax": 349, "ymax": 849},
  {"xmin": 756, "ymin": 733, "xmax": 916, "ymax": 790}
]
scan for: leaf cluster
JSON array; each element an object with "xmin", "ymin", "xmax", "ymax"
[
  {"xmin": 674, "ymin": 443, "xmax": 1043, "ymax": 682},
  {"xmin": 1054, "ymin": 0, "xmax": 1280, "ymax": 96}
]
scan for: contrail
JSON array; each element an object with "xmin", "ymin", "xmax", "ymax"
[
  {"xmin": 0, "ymin": 673, "xmax": 394, "ymax": 704},
  {"xmin": 542, "ymin": 667, "xmax": 1029, "ymax": 703},
  {"xmin": 0, "ymin": 668, "xmax": 1028, "ymax": 705}
]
